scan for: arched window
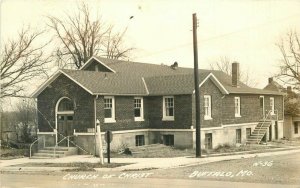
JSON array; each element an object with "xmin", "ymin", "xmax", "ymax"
[{"xmin": 57, "ymin": 98, "xmax": 73, "ymax": 112}]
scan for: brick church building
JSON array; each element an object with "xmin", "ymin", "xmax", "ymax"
[{"xmin": 32, "ymin": 56, "xmax": 284, "ymax": 155}]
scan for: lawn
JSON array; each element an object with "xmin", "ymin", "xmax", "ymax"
[
  {"xmin": 109, "ymin": 143, "xmax": 281, "ymax": 158},
  {"xmin": 0, "ymin": 148, "xmax": 29, "ymax": 160}
]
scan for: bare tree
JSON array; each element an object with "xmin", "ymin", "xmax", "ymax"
[
  {"xmin": 210, "ymin": 56, "xmax": 258, "ymax": 87},
  {"xmin": 276, "ymin": 31, "xmax": 300, "ymax": 90},
  {"xmin": 0, "ymin": 27, "xmax": 51, "ymax": 98},
  {"xmin": 47, "ymin": 3, "xmax": 134, "ymax": 69},
  {"xmin": 14, "ymin": 98, "xmax": 37, "ymax": 142}
]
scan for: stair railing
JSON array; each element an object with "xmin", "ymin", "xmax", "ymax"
[
  {"xmin": 53, "ymin": 135, "xmax": 76, "ymax": 158},
  {"xmin": 30, "ymin": 136, "xmax": 45, "ymax": 158},
  {"xmin": 256, "ymin": 110, "xmax": 272, "ymax": 144},
  {"xmin": 256, "ymin": 109, "xmax": 278, "ymax": 144}
]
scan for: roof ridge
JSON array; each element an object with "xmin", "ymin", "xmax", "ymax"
[{"xmin": 96, "ymin": 56, "xmax": 223, "ymax": 71}]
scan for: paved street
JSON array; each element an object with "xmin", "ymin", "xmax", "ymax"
[
  {"xmin": 1, "ymin": 173, "xmax": 299, "ymax": 188},
  {"xmin": 148, "ymin": 151, "xmax": 300, "ymax": 185},
  {"xmin": 1, "ymin": 151, "xmax": 300, "ymax": 187}
]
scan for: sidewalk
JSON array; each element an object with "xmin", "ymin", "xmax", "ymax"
[{"xmin": 1, "ymin": 147, "xmax": 300, "ymax": 172}]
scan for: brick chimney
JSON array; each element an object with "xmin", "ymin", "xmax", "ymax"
[
  {"xmin": 268, "ymin": 77, "xmax": 273, "ymax": 84},
  {"xmin": 171, "ymin": 61, "xmax": 178, "ymax": 70},
  {"xmin": 232, "ymin": 62, "xmax": 239, "ymax": 87}
]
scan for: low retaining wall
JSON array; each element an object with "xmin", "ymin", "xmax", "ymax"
[{"xmin": 37, "ymin": 121, "xmax": 284, "ymax": 154}]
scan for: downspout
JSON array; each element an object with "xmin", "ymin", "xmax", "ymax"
[
  {"xmin": 282, "ymin": 95, "xmax": 284, "ymax": 122},
  {"xmin": 94, "ymin": 95, "xmax": 99, "ymax": 156}
]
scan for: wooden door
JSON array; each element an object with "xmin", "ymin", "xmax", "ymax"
[{"xmin": 57, "ymin": 115, "xmax": 73, "ymax": 146}]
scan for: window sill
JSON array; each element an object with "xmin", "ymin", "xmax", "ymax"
[
  {"xmin": 204, "ymin": 116, "xmax": 212, "ymax": 120},
  {"xmin": 104, "ymin": 119, "xmax": 116, "ymax": 123},
  {"xmin": 134, "ymin": 118, "xmax": 144, "ymax": 122},
  {"xmin": 235, "ymin": 115, "xmax": 242, "ymax": 118},
  {"xmin": 162, "ymin": 117, "xmax": 174, "ymax": 121}
]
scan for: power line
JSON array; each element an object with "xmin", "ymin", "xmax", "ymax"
[{"xmin": 133, "ymin": 13, "xmax": 300, "ymax": 60}]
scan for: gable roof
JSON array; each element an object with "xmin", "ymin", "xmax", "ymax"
[
  {"xmin": 80, "ymin": 56, "xmax": 116, "ymax": 73},
  {"xmin": 263, "ymin": 80, "xmax": 285, "ymax": 92},
  {"xmin": 32, "ymin": 56, "xmax": 284, "ymax": 97}
]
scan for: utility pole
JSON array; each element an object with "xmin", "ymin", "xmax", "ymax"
[{"xmin": 193, "ymin": 13, "xmax": 201, "ymax": 158}]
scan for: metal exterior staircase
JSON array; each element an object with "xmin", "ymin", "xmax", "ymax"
[
  {"xmin": 246, "ymin": 121, "xmax": 271, "ymax": 144},
  {"xmin": 31, "ymin": 147, "xmax": 78, "ymax": 159},
  {"xmin": 247, "ymin": 110, "xmax": 278, "ymax": 144}
]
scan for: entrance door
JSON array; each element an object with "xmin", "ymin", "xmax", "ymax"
[
  {"xmin": 275, "ymin": 121, "xmax": 278, "ymax": 140},
  {"xmin": 269, "ymin": 124, "xmax": 272, "ymax": 141},
  {"xmin": 56, "ymin": 97, "xmax": 74, "ymax": 146},
  {"xmin": 205, "ymin": 133, "xmax": 212, "ymax": 149},
  {"xmin": 259, "ymin": 96, "xmax": 265, "ymax": 119},
  {"xmin": 57, "ymin": 114, "xmax": 73, "ymax": 146}
]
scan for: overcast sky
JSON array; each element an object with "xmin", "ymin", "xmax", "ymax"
[{"xmin": 1, "ymin": 0, "xmax": 300, "ymax": 109}]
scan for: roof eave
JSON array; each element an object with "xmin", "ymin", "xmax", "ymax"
[
  {"xmin": 30, "ymin": 70, "xmax": 63, "ymax": 98},
  {"xmin": 193, "ymin": 73, "xmax": 229, "ymax": 95}
]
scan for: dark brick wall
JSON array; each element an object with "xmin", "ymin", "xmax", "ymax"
[
  {"xmin": 222, "ymin": 94, "xmax": 261, "ymax": 124},
  {"xmin": 192, "ymin": 78, "xmax": 223, "ymax": 128},
  {"xmin": 222, "ymin": 94, "xmax": 283, "ymax": 125},
  {"xmin": 147, "ymin": 95, "xmax": 192, "ymax": 129},
  {"xmin": 191, "ymin": 78, "xmax": 284, "ymax": 127},
  {"xmin": 37, "ymin": 73, "xmax": 284, "ymax": 133},
  {"xmin": 96, "ymin": 96, "xmax": 149, "ymax": 131},
  {"xmin": 37, "ymin": 74, "xmax": 94, "ymax": 132}
]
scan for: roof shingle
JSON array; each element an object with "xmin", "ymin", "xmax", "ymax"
[{"xmin": 34, "ymin": 57, "xmax": 284, "ymax": 96}]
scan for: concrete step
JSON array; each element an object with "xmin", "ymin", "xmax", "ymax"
[
  {"xmin": 30, "ymin": 156, "xmax": 54, "ymax": 159},
  {"xmin": 33, "ymin": 153, "xmax": 63, "ymax": 158},
  {"xmin": 247, "ymin": 137, "xmax": 262, "ymax": 141},
  {"xmin": 38, "ymin": 150, "xmax": 65, "ymax": 154},
  {"xmin": 43, "ymin": 147, "xmax": 71, "ymax": 151},
  {"xmin": 250, "ymin": 134, "xmax": 266, "ymax": 137},
  {"xmin": 253, "ymin": 127, "xmax": 269, "ymax": 131},
  {"xmin": 31, "ymin": 147, "xmax": 78, "ymax": 159}
]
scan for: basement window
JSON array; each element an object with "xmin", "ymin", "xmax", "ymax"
[
  {"xmin": 163, "ymin": 135, "xmax": 174, "ymax": 146},
  {"xmin": 135, "ymin": 135, "xmax": 145, "ymax": 146}
]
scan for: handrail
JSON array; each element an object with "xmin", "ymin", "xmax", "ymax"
[
  {"xmin": 256, "ymin": 109, "xmax": 278, "ymax": 144},
  {"xmin": 53, "ymin": 135, "xmax": 76, "ymax": 158},
  {"xmin": 30, "ymin": 136, "xmax": 44, "ymax": 158}
]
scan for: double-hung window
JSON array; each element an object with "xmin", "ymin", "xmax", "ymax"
[
  {"xmin": 270, "ymin": 97, "xmax": 275, "ymax": 115},
  {"xmin": 104, "ymin": 96, "xmax": 115, "ymax": 123},
  {"xmin": 134, "ymin": 97, "xmax": 144, "ymax": 121},
  {"xmin": 163, "ymin": 96, "xmax": 174, "ymax": 121},
  {"xmin": 234, "ymin": 97, "xmax": 241, "ymax": 117},
  {"xmin": 204, "ymin": 95, "xmax": 212, "ymax": 120}
]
